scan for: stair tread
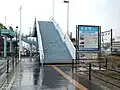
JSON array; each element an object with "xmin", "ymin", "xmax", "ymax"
[{"xmin": 39, "ymin": 21, "xmax": 72, "ymax": 62}]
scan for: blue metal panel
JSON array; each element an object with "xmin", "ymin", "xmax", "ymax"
[{"xmin": 38, "ymin": 21, "xmax": 72, "ymax": 63}]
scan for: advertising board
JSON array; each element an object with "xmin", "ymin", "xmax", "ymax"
[{"xmin": 78, "ymin": 25, "xmax": 100, "ymax": 51}]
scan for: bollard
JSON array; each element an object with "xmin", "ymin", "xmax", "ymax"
[
  {"xmin": 15, "ymin": 56, "xmax": 16, "ymax": 65},
  {"xmin": 106, "ymin": 58, "xmax": 108, "ymax": 70},
  {"xmin": 89, "ymin": 63, "xmax": 91, "ymax": 80},
  {"xmin": 12, "ymin": 57, "xmax": 14, "ymax": 68},
  {"xmin": 15, "ymin": 55, "xmax": 18, "ymax": 65},
  {"xmin": 6, "ymin": 59, "xmax": 9, "ymax": 73},
  {"xmin": 99, "ymin": 57, "xmax": 101, "ymax": 70},
  {"xmin": 15, "ymin": 55, "xmax": 17, "ymax": 65}
]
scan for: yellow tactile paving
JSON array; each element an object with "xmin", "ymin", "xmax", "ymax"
[
  {"xmin": 112, "ymin": 56, "xmax": 120, "ymax": 60},
  {"xmin": 52, "ymin": 65, "xmax": 88, "ymax": 90},
  {"xmin": 46, "ymin": 64, "xmax": 73, "ymax": 67}
]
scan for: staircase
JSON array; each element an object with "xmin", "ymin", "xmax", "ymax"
[
  {"xmin": 38, "ymin": 21, "xmax": 72, "ymax": 63},
  {"xmin": 21, "ymin": 35, "xmax": 36, "ymax": 46}
]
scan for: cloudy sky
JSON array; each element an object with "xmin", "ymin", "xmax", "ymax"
[{"xmin": 0, "ymin": 0, "xmax": 120, "ymax": 38}]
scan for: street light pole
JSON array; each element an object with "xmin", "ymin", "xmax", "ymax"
[
  {"xmin": 29, "ymin": 27, "xmax": 32, "ymax": 57},
  {"xmin": 19, "ymin": 6, "xmax": 22, "ymax": 61},
  {"xmin": 5, "ymin": 16, "xmax": 6, "ymax": 26},
  {"xmin": 53, "ymin": 0, "xmax": 55, "ymax": 18},
  {"xmin": 64, "ymin": 0, "xmax": 69, "ymax": 36}
]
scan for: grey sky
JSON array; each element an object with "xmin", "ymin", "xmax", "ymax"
[{"xmin": 0, "ymin": 0, "xmax": 120, "ymax": 38}]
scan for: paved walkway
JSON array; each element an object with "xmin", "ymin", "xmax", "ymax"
[{"xmin": 0, "ymin": 57, "xmax": 105, "ymax": 90}]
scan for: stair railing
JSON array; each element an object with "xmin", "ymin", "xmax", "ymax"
[
  {"xmin": 13, "ymin": 30, "xmax": 36, "ymax": 46},
  {"xmin": 36, "ymin": 20, "xmax": 44, "ymax": 65},
  {"xmin": 51, "ymin": 18, "xmax": 65, "ymax": 42},
  {"xmin": 64, "ymin": 34, "xmax": 75, "ymax": 59},
  {"xmin": 51, "ymin": 18, "xmax": 75, "ymax": 59}
]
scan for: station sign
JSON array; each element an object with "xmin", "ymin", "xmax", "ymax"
[{"xmin": 78, "ymin": 25, "xmax": 100, "ymax": 51}]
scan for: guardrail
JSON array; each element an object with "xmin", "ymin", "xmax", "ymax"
[
  {"xmin": 36, "ymin": 20, "xmax": 44, "ymax": 65},
  {"xmin": 0, "ymin": 54, "xmax": 18, "ymax": 88},
  {"xmin": 51, "ymin": 18, "xmax": 65, "ymax": 42},
  {"xmin": 88, "ymin": 62, "xmax": 120, "ymax": 88},
  {"xmin": 64, "ymin": 34, "xmax": 75, "ymax": 59},
  {"xmin": 51, "ymin": 18, "xmax": 75, "ymax": 59},
  {"xmin": 74, "ymin": 57, "xmax": 120, "ymax": 89},
  {"xmin": 34, "ymin": 54, "xmax": 40, "ymax": 64}
]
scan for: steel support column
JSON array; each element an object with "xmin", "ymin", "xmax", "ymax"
[
  {"xmin": 4, "ymin": 35, "xmax": 7, "ymax": 58},
  {"xmin": 10, "ymin": 38, "xmax": 12, "ymax": 52},
  {"xmin": 30, "ymin": 44, "xmax": 32, "ymax": 57}
]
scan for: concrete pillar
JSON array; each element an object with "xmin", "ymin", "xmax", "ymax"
[
  {"xmin": 10, "ymin": 38, "xmax": 12, "ymax": 52},
  {"xmin": 4, "ymin": 36, "xmax": 7, "ymax": 58},
  {"xmin": 30, "ymin": 44, "xmax": 32, "ymax": 57}
]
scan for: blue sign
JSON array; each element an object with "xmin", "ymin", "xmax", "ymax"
[{"xmin": 78, "ymin": 25, "xmax": 99, "ymax": 51}]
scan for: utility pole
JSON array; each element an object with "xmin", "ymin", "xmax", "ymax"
[
  {"xmin": 5, "ymin": 16, "xmax": 6, "ymax": 26},
  {"xmin": 19, "ymin": 6, "xmax": 22, "ymax": 61},
  {"xmin": 53, "ymin": 0, "xmax": 55, "ymax": 18},
  {"xmin": 64, "ymin": 0, "xmax": 69, "ymax": 36}
]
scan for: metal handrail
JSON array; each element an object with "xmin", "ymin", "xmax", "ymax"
[
  {"xmin": 0, "ymin": 61, "xmax": 7, "ymax": 67},
  {"xmin": 87, "ymin": 61, "xmax": 120, "ymax": 88},
  {"xmin": 84, "ymin": 71, "xmax": 120, "ymax": 88},
  {"xmin": 0, "ymin": 55, "xmax": 17, "ymax": 75},
  {"xmin": 36, "ymin": 19, "xmax": 44, "ymax": 65},
  {"xmin": 0, "ymin": 65, "xmax": 7, "ymax": 73},
  {"xmin": 92, "ymin": 69, "xmax": 120, "ymax": 81},
  {"xmin": 51, "ymin": 19, "xmax": 75, "ymax": 59},
  {"xmin": 51, "ymin": 19, "xmax": 65, "ymax": 42},
  {"xmin": 74, "ymin": 56, "xmax": 120, "ymax": 88},
  {"xmin": 64, "ymin": 34, "xmax": 75, "ymax": 59},
  {"xmin": 75, "ymin": 61, "xmax": 120, "ymax": 88},
  {"xmin": 0, "ymin": 55, "xmax": 18, "ymax": 89},
  {"xmin": 92, "ymin": 74, "xmax": 120, "ymax": 88}
]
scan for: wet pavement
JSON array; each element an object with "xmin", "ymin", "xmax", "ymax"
[
  {"xmin": 59, "ymin": 67, "xmax": 104, "ymax": 90},
  {"xmin": 1, "ymin": 57, "xmax": 106, "ymax": 90},
  {"xmin": 9, "ymin": 58, "xmax": 77, "ymax": 90}
]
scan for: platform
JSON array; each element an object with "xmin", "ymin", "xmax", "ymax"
[{"xmin": 0, "ymin": 57, "xmax": 107, "ymax": 90}]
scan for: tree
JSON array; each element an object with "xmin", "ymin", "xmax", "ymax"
[
  {"xmin": 0, "ymin": 23, "xmax": 4, "ymax": 35},
  {"xmin": 0, "ymin": 23, "xmax": 4, "ymax": 29},
  {"xmin": 0, "ymin": 23, "xmax": 7, "ymax": 29},
  {"xmin": 0, "ymin": 23, "xmax": 7, "ymax": 35}
]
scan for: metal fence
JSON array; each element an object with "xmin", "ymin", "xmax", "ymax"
[
  {"xmin": 0, "ymin": 54, "xmax": 18, "ymax": 88},
  {"xmin": 73, "ymin": 57, "xmax": 120, "ymax": 89}
]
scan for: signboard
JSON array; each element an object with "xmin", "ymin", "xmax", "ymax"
[
  {"xmin": 101, "ymin": 31, "xmax": 111, "ymax": 43},
  {"xmin": 78, "ymin": 25, "xmax": 100, "ymax": 51},
  {"xmin": 79, "ymin": 53, "xmax": 98, "ymax": 59}
]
